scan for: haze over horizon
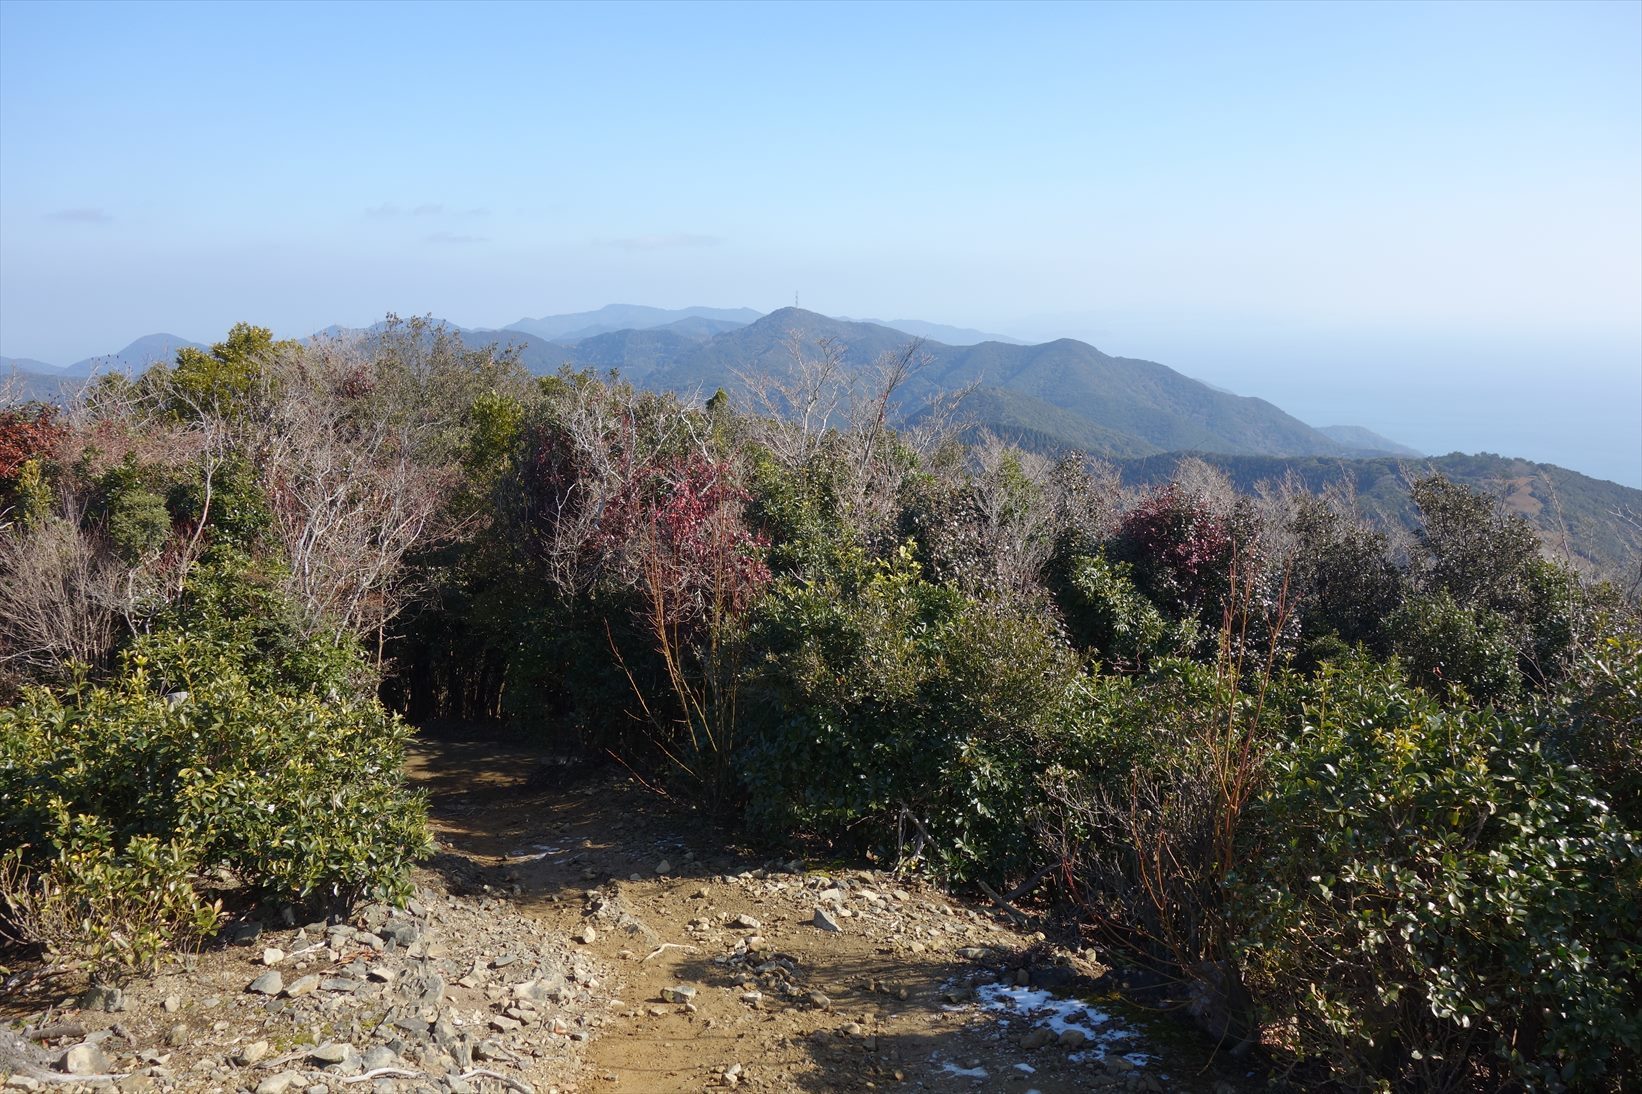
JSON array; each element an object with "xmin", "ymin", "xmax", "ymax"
[{"xmin": 2, "ymin": 0, "xmax": 1638, "ymax": 485}]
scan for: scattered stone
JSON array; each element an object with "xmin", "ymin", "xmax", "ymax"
[
  {"xmin": 78, "ymin": 983, "xmax": 125, "ymax": 1012},
  {"xmin": 236, "ymin": 1040, "xmax": 270, "ymax": 1066},
  {"xmin": 61, "ymin": 1043, "xmax": 110, "ymax": 1075},
  {"xmin": 284, "ymin": 974, "xmax": 320, "ymax": 998},
  {"xmin": 309, "ymin": 1042, "xmax": 352, "ymax": 1065},
  {"xmin": 247, "ymin": 971, "xmax": 284, "ymax": 996},
  {"xmin": 813, "ymin": 907, "xmax": 841, "ymax": 932},
  {"xmin": 732, "ymin": 914, "xmax": 761, "ymax": 930},
  {"xmin": 254, "ymin": 1073, "xmax": 304, "ymax": 1094},
  {"xmin": 1058, "ymin": 1028, "xmax": 1088, "ymax": 1049},
  {"xmin": 383, "ymin": 919, "xmax": 419, "ymax": 946},
  {"xmin": 513, "ymin": 974, "xmax": 570, "ymax": 1004},
  {"xmin": 806, "ymin": 992, "xmax": 831, "ymax": 1010},
  {"xmin": 722, "ymin": 1063, "xmax": 744, "ymax": 1087},
  {"xmin": 164, "ymin": 1024, "xmax": 190, "ymax": 1047},
  {"xmin": 320, "ymin": 977, "xmax": 361, "ymax": 993},
  {"xmin": 261, "ymin": 947, "xmax": 286, "ymax": 966},
  {"xmin": 654, "ymin": 859, "xmax": 672, "ymax": 874},
  {"xmin": 361, "ymin": 1046, "xmax": 398, "ymax": 1070},
  {"xmin": 490, "ymin": 1014, "xmax": 522, "ymax": 1033},
  {"xmin": 659, "ymin": 985, "xmax": 697, "ymax": 1004},
  {"xmin": 161, "ymin": 995, "xmax": 180, "ymax": 1013},
  {"xmin": 1021, "ymin": 1028, "xmax": 1054, "ymax": 1050},
  {"xmin": 575, "ymin": 925, "xmax": 597, "ymax": 944},
  {"xmin": 227, "ymin": 921, "xmax": 263, "ymax": 945}
]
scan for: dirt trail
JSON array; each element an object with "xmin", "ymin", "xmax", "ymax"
[{"xmin": 408, "ymin": 732, "xmax": 1254, "ymax": 1094}]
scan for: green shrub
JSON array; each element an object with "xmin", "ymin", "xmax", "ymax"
[
  {"xmin": 92, "ymin": 457, "xmax": 174, "ymax": 563},
  {"xmin": 1054, "ymin": 551, "xmax": 1172, "ymax": 669},
  {"xmin": 1545, "ymin": 630, "xmax": 1642, "ymax": 829},
  {"xmin": 0, "ymin": 565, "xmax": 430, "ymax": 971},
  {"xmin": 1386, "ymin": 589, "xmax": 1520, "ymax": 705},
  {"xmin": 1235, "ymin": 656, "xmax": 1642, "ymax": 1089},
  {"xmin": 1, "ymin": 831, "xmax": 220, "ymax": 976},
  {"xmin": 741, "ymin": 544, "xmax": 1094, "ymax": 882}
]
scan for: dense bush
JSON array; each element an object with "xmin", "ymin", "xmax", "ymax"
[
  {"xmin": 1235, "ymin": 657, "xmax": 1642, "ymax": 1089},
  {"xmin": 0, "ymin": 564, "xmax": 429, "ymax": 972},
  {"xmin": 741, "ymin": 545, "xmax": 1094, "ymax": 882},
  {"xmin": 1053, "ymin": 550, "xmax": 1172, "ymax": 669},
  {"xmin": 1386, "ymin": 589, "xmax": 1521, "ymax": 706}
]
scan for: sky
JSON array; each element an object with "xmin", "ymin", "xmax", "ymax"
[{"xmin": 2, "ymin": 0, "xmax": 1638, "ymax": 485}]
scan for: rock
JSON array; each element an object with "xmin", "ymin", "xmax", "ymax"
[
  {"xmin": 806, "ymin": 992, "xmax": 831, "ymax": 1010},
  {"xmin": 722, "ymin": 1063, "xmax": 744, "ymax": 1087},
  {"xmin": 813, "ymin": 907, "xmax": 841, "ymax": 932},
  {"xmin": 654, "ymin": 859, "xmax": 672, "ymax": 875},
  {"xmin": 237, "ymin": 1040, "xmax": 270, "ymax": 1066},
  {"xmin": 361, "ymin": 1046, "xmax": 398, "ymax": 1070},
  {"xmin": 513, "ymin": 974, "xmax": 569, "ymax": 1005},
  {"xmin": 254, "ymin": 1072, "xmax": 304, "ymax": 1094},
  {"xmin": 61, "ymin": 1043, "xmax": 110, "ymax": 1075},
  {"xmin": 161, "ymin": 995, "xmax": 180, "ymax": 1012},
  {"xmin": 383, "ymin": 919, "xmax": 419, "ymax": 946},
  {"xmin": 5, "ymin": 1077, "xmax": 42, "ymax": 1090},
  {"xmin": 164, "ymin": 1023, "xmax": 190, "ymax": 1047},
  {"xmin": 659, "ymin": 984, "xmax": 697, "ymax": 1004},
  {"xmin": 1058, "ymin": 1029, "xmax": 1088, "ymax": 1049},
  {"xmin": 227, "ymin": 921, "xmax": 263, "ymax": 945},
  {"xmin": 1020, "ymin": 1027, "xmax": 1054, "ymax": 1050},
  {"xmin": 261, "ymin": 947, "xmax": 286, "ymax": 966},
  {"xmin": 309, "ymin": 1041, "xmax": 353, "ymax": 1065},
  {"xmin": 78, "ymin": 983, "xmax": 125, "ymax": 1012},
  {"xmin": 490, "ymin": 1015, "xmax": 521, "ymax": 1033},
  {"xmin": 320, "ymin": 977, "xmax": 361, "ymax": 993},
  {"xmin": 284, "ymin": 974, "xmax": 320, "ymax": 998},
  {"xmin": 732, "ymin": 914, "xmax": 761, "ymax": 930},
  {"xmin": 247, "ymin": 971, "xmax": 284, "ymax": 996},
  {"xmin": 575, "ymin": 925, "xmax": 597, "ymax": 944}
]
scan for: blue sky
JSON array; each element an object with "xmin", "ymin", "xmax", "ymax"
[{"xmin": 2, "ymin": 0, "xmax": 1638, "ymax": 484}]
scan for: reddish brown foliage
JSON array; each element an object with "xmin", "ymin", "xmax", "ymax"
[{"xmin": 0, "ymin": 404, "xmax": 65, "ymax": 479}]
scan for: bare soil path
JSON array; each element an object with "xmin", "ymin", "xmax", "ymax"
[{"xmin": 408, "ymin": 730, "xmax": 1256, "ymax": 1094}]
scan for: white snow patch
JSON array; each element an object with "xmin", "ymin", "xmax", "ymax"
[
  {"xmin": 1014, "ymin": 1061, "xmax": 1036, "ymax": 1074},
  {"xmin": 939, "ymin": 1061, "xmax": 989, "ymax": 1079},
  {"xmin": 976, "ymin": 982, "xmax": 1149, "ymax": 1064}
]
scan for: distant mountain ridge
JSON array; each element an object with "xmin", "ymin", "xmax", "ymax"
[
  {"xmin": 504, "ymin": 305, "xmax": 762, "ymax": 342},
  {"xmin": 0, "ymin": 311, "xmax": 1452, "ymax": 466},
  {"xmin": 540, "ymin": 308, "xmax": 1384, "ymax": 462}
]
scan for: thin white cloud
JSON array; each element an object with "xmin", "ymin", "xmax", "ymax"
[
  {"xmin": 604, "ymin": 233, "xmax": 724, "ymax": 251},
  {"xmin": 47, "ymin": 207, "xmax": 113, "ymax": 224},
  {"xmin": 366, "ymin": 203, "xmax": 488, "ymax": 219}
]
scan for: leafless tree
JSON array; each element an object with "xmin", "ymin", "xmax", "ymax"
[{"xmin": 0, "ymin": 513, "xmax": 125, "ymax": 682}]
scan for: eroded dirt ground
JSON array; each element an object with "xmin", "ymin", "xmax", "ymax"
[{"xmin": 408, "ymin": 730, "xmax": 1259, "ymax": 1094}]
